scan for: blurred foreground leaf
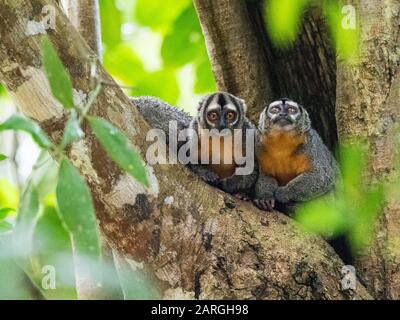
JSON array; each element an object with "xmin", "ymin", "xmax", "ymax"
[
  {"xmin": 296, "ymin": 194, "xmax": 346, "ymax": 237},
  {"xmin": 0, "ymin": 239, "xmax": 43, "ymax": 300},
  {"xmin": 13, "ymin": 183, "xmax": 40, "ymax": 261},
  {"xmin": 56, "ymin": 159, "xmax": 101, "ymax": 262},
  {"xmin": 0, "ymin": 208, "xmax": 14, "ymax": 220},
  {"xmin": 32, "ymin": 202, "xmax": 77, "ymax": 299},
  {"xmin": 135, "ymin": 0, "xmax": 189, "ymax": 31},
  {"xmin": 42, "ymin": 37, "xmax": 74, "ymax": 109},
  {"xmin": 0, "ymin": 179, "xmax": 19, "ymax": 210},
  {"xmin": 0, "ymin": 115, "xmax": 52, "ymax": 149},
  {"xmin": 266, "ymin": 0, "xmax": 310, "ymax": 46}
]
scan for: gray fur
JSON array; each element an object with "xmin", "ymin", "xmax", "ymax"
[
  {"xmin": 255, "ymin": 99, "xmax": 339, "ymax": 208},
  {"xmin": 131, "ymin": 96, "xmax": 191, "ymax": 145},
  {"xmin": 131, "ymin": 94, "xmax": 258, "ymax": 196}
]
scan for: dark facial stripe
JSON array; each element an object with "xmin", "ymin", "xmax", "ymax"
[
  {"xmin": 217, "ymin": 93, "xmax": 227, "ymax": 107},
  {"xmin": 204, "ymin": 94, "xmax": 215, "ymax": 109}
]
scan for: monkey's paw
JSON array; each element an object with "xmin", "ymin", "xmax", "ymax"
[
  {"xmin": 253, "ymin": 198, "xmax": 275, "ymax": 211},
  {"xmin": 234, "ymin": 193, "xmax": 251, "ymax": 201},
  {"xmin": 201, "ymin": 171, "xmax": 219, "ymax": 184}
]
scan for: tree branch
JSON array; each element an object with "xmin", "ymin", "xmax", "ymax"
[
  {"xmin": 194, "ymin": 0, "xmax": 337, "ymax": 150},
  {"xmin": 335, "ymin": 0, "xmax": 400, "ymax": 299},
  {"xmin": 0, "ymin": 0, "xmax": 371, "ymax": 299},
  {"xmin": 193, "ymin": 0, "xmax": 273, "ymax": 124},
  {"xmin": 59, "ymin": 0, "xmax": 102, "ymax": 58}
]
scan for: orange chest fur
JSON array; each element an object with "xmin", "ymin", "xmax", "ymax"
[
  {"xmin": 258, "ymin": 132, "xmax": 311, "ymax": 186},
  {"xmin": 198, "ymin": 136, "xmax": 243, "ymax": 179}
]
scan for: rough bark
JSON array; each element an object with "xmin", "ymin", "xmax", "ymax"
[
  {"xmin": 0, "ymin": 0, "xmax": 372, "ymax": 299},
  {"xmin": 335, "ymin": 0, "xmax": 400, "ymax": 299},
  {"xmin": 193, "ymin": 0, "xmax": 273, "ymax": 124},
  {"xmin": 59, "ymin": 0, "xmax": 120, "ymax": 300},
  {"xmin": 193, "ymin": 0, "xmax": 337, "ymax": 150},
  {"xmin": 59, "ymin": 0, "xmax": 102, "ymax": 58},
  {"xmin": 264, "ymin": 6, "xmax": 338, "ymax": 150}
]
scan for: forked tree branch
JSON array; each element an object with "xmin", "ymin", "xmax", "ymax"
[{"xmin": 0, "ymin": 0, "xmax": 371, "ymax": 299}]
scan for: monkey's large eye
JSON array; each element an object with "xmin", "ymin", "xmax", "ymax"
[
  {"xmin": 207, "ymin": 111, "xmax": 219, "ymax": 122},
  {"xmin": 226, "ymin": 111, "xmax": 236, "ymax": 121},
  {"xmin": 270, "ymin": 106, "xmax": 280, "ymax": 114},
  {"xmin": 288, "ymin": 107, "xmax": 298, "ymax": 114}
]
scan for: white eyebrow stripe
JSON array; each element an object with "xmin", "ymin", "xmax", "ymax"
[
  {"xmin": 285, "ymin": 101, "xmax": 299, "ymax": 107},
  {"xmin": 224, "ymin": 104, "xmax": 237, "ymax": 111},
  {"xmin": 206, "ymin": 103, "xmax": 221, "ymax": 112},
  {"xmin": 268, "ymin": 101, "xmax": 282, "ymax": 108}
]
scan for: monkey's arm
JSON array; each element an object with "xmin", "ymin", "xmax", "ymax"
[
  {"xmin": 219, "ymin": 167, "xmax": 258, "ymax": 196},
  {"xmin": 253, "ymin": 172, "xmax": 279, "ymax": 210},
  {"xmin": 254, "ymin": 173, "xmax": 278, "ymax": 199},
  {"xmin": 187, "ymin": 164, "xmax": 220, "ymax": 185},
  {"xmin": 275, "ymin": 130, "xmax": 338, "ymax": 203}
]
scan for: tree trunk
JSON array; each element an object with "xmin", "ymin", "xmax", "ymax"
[
  {"xmin": 0, "ymin": 0, "xmax": 372, "ymax": 299},
  {"xmin": 194, "ymin": 0, "xmax": 337, "ymax": 150},
  {"xmin": 193, "ymin": 0, "xmax": 273, "ymax": 124},
  {"xmin": 335, "ymin": 0, "xmax": 400, "ymax": 299},
  {"xmin": 59, "ymin": 0, "xmax": 122, "ymax": 300},
  {"xmin": 59, "ymin": 0, "xmax": 102, "ymax": 58}
]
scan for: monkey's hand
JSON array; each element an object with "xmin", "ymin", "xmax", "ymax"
[
  {"xmin": 219, "ymin": 168, "xmax": 258, "ymax": 196},
  {"xmin": 254, "ymin": 198, "xmax": 275, "ymax": 211},
  {"xmin": 254, "ymin": 173, "xmax": 278, "ymax": 211},
  {"xmin": 188, "ymin": 164, "xmax": 220, "ymax": 185},
  {"xmin": 234, "ymin": 193, "xmax": 251, "ymax": 201}
]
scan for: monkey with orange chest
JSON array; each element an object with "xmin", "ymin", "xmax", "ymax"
[{"xmin": 253, "ymin": 99, "xmax": 339, "ymax": 212}]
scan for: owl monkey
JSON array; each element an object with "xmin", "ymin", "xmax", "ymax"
[
  {"xmin": 254, "ymin": 98, "xmax": 339, "ymax": 211},
  {"xmin": 131, "ymin": 92, "xmax": 258, "ymax": 197}
]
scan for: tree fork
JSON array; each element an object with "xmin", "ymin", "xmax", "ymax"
[{"xmin": 0, "ymin": 0, "xmax": 371, "ymax": 299}]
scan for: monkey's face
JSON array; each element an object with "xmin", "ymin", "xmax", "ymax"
[
  {"xmin": 198, "ymin": 92, "xmax": 246, "ymax": 134},
  {"xmin": 259, "ymin": 99, "xmax": 310, "ymax": 133}
]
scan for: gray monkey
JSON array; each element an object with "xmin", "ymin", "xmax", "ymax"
[
  {"xmin": 254, "ymin": 98, "xmax": 339, "ymax": 211},
  {"xmin": 131, "ymin": 92, "xmax": 258, "ymax": 198}
]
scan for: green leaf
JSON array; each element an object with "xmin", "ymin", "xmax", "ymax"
[
  {"xmin": 42, "ymin": 37, "xmax": 74, "ymax": 109},
  {"xmin": 60, "ymin": 110, "xmax": 84, "ymax": 149},
  {"xmin": 33, "ymin": 202, "xmax": 77, "ymax": 299},
  {"xmin": 322, "ymin": 1, "xmax": 360, "ymax": 61},
  {"xmin": 56, "ymin": 159, "xmax": 101, "ymax": 261},
  {"xmin": 99, "ymin": 0, "xmax": 123, "ymax": 50},
  {"xmin": 135, "ymin": 69, "xmax": 180, "ymax": 105},
  {"xmin": 161, "ymin": 6, "xmax": 203, "ymax": 67},
  {"xmin": 0, "ymin": 221, "xmax": 12, "ymax": 233},
  {"xmin": 349, "ymin": 186, "xmax": 384, "ymax": 251},
  {"xmin": 0, "ymin": 239, "xmax": 42, "ymax": 299},
  {"xmin": 135, "ymin": 0, "xmax": 190, "ymax": 31},
  {"xmin": 0, "ymin": 154, "xmax": 7, "ymax": 162},
  {"xmin": 266, "ymin": 0, "xmax": 310, "ymax": 47},
  {"xmin": 0, "ymin": 179, "xmax": 19, "ymax": 210},
  {"xmin": 0, "ymin": 208, "xmax": 14, "ymax": 220},
  {"xmin": 195, "ymin": 57, "xmax": 217, "ymax": 94},
  {"xmin": 88, "ymin": 117, "xmax": 149, "ymax": 187},
  {"xmin": 0, "ymin": 115, "xmax": 52, "ymax": 149},
  {"xmin": 13, "ymin": 184, "xmax": 40, "ymax": 259},
  {"xmin": 103, "ymin": 43, "xmax": 145, "ymax": 85},
  {"xmin": 295, "ymin": 195, "xmax": 347, "ymax": 237}
]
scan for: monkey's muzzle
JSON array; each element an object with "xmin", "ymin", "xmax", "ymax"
[{"xmin": 274, "ymin": 116, "xmax": 293, "ymax": 126}]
